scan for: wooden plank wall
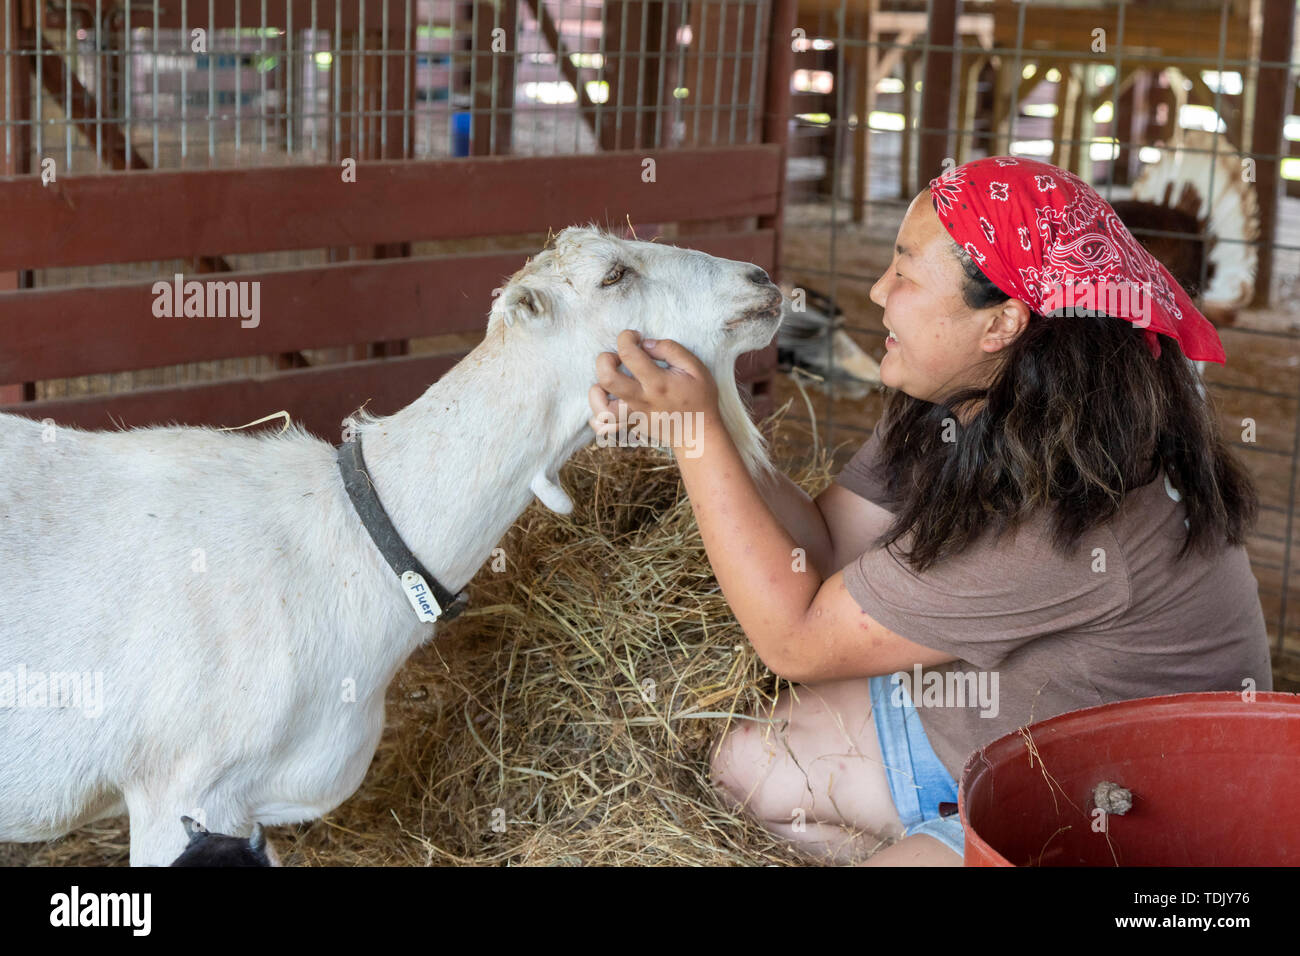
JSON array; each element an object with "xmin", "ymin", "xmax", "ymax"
[{"xmin": 1, "ymin": 149, "xmax": 782, "ymax": 436}]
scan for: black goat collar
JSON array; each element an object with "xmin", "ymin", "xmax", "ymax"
[{"xmin": 336, "ymin": 437, "xmax": 468, "ymax": 624}]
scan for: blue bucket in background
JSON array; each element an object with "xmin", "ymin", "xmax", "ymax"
[{"xmin": 452, "ymin": 112, "xmax": 472, "ymax": 156}]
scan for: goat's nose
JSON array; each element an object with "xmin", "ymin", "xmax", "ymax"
[{"xmin": 747, "ymin": 266, "xmax": 772, "ymax": 286}]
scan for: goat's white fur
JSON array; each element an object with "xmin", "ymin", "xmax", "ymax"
[{"xmin": 0, "ymin": 226, "xmax": 782, "ymax": 865}]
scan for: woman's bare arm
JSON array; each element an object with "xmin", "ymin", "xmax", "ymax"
[
  {"xmin": 814, "ymin": 482, "xmax": 896, "ymax": 571},
  {"xmin": 754, "ymin": 471, "xmax": 896, "ymax": 578},
  {"xmin": 753, "ymin": 470, "xmax": 836, "ymax": 578}
]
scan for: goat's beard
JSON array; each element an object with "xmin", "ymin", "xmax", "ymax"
[{"xmin": 711, "ymin": 358, "xmax": 777, "ymax": 485}]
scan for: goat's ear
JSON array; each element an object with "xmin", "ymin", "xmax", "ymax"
[
  {"xmin": 495, "ymin": 282, "xmax": 550, "ymax": 328},
  {"xmin": 249, "ymin": 823, "xmax": 266, "ymax": 853},
  {"xmin": 530, "ymin": 470, "xmax": 573, "ymax": 514},
  {"xmin": 181, "ymin": 815, "xmax": 207, "ymax": 839}
]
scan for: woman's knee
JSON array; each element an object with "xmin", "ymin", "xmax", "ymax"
[
  {"xmin": 708, "ymin": 714, "xmax": 846, "ymax": 825},
  {"xmin": 708, "ymin": 681, "xmax": 904, "ymax": 837},
  {"xmin": 709, "ymin": 720, "xmax": 772, "ymax": 814}
]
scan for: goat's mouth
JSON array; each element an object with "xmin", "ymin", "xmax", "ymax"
[{"xmin": 725, "ymin": 289, "xmax": 784, "ymax": 331}]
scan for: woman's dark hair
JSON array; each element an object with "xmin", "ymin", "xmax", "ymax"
[{"xmin": 874, "ymin": 241, "xmax": 1258, "ymax": 572}]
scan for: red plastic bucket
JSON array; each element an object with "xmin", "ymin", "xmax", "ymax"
[{"xmin": 958, "ymin": 691, "xmax": 1300, "ymax": 866}]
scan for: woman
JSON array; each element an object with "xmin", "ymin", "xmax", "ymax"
[{"xmin": 587, "ymin": 156, "xmax": 1271, "ymax": 866}]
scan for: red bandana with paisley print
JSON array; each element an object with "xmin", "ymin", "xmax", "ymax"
[{"xmin": 928, "ymin": 156, "xmax": 1226, "ymax": 364}]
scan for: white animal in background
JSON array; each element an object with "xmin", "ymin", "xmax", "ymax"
[
  {"xmin": 776, "ymin": 284, "xmax": 881, "ymax": 399},
  {"xmin": 0, "ymin": 225, "xmax": 783, "ymax": 865}
]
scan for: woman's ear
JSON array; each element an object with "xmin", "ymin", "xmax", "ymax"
[{"xmin": 983, "ymin": 299, "xmax": 1032, "ymax": 352}]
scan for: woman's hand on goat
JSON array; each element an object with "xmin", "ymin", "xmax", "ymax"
[{"xmin": 588, "ymin": 329, "xmax": 720, "ymax": 443}]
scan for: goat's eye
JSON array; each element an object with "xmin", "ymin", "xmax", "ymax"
[{"xmin": 602, "ymin": 264, "xmax": 626, "ymax": 287}]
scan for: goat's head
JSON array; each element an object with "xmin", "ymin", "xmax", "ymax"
[{"xmin": 487, "ymin": 225, "xmax": 784, "ymax": 495}]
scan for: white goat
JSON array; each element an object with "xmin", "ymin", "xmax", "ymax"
[{"xmin": 0, "ymin": 225, "xmax": 782, "ymax": 865}]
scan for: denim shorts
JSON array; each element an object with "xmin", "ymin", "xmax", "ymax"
[{"xmin": 868, "ymin": 672, "xmax": 966, "ymax": 860}]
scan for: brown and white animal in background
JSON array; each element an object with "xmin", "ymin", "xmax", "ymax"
[{"xmin": 1110, "ymin": 129, "xmax": 1261, "ymax": 375}]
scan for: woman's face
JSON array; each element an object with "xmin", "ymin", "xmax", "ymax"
[{"xmin": 869, "ymin": 188, "xmax": 1028, "ymax": 403}]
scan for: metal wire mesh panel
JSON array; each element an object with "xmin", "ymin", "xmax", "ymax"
[
  {"xmin": 2, "ymin": 0, "xmax": 771, "ymax": 177},
  {"xmin": 0, "ymin": 0, "xmax": 784, "ymax": 405}
]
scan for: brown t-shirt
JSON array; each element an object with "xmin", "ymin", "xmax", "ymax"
[{"xmin": 833, "ymin": 423, "xmax": 1273, "ymax": 782}]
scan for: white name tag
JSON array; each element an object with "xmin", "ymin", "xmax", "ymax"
[{"xmin": 400, "ymin": 570, "xmax": 442, "ymax": 623}]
